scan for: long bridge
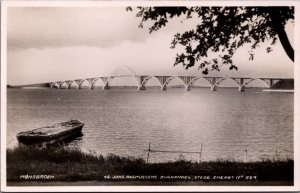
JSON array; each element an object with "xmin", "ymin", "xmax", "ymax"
[
  {"xmin": 49, "ymin": 75, "xmax": 293, "ymax": 92},
  {"xmin": 47, "ymin": 66, "xmax": 292, "ymax": 92}
]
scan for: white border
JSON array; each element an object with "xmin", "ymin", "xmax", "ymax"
[
  {"xmin": 1, "ymin": 1, "xmax": 8, "ymax": 191},
  {"xmin": 1, "ymin": 1, "xmax": 299, "ymax": 192}
]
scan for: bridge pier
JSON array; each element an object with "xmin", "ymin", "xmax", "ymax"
[
  {"xmin": 239, "ymin": 86, "xmax": 245, "ymax": 92},
  {"xmin": 161, "ymin": 86, "xmax": 167, "ymax": 91},
  {"xmin": 269, "ymin": 79, "xmax": 273, "ymax": 88},
  {"xmin": 86, "ymin": 78, "xmax": 95, "ymax": 90},
  {"xmin": 239, "ymin": 78, "xmax": 245, "ymax": 92},
  {"xmin": 97, "ymin": 77, "xmax": 111, "ymax": 90},
  {"xmin": 264, "ymin": 78, "xmax": 280, "ymax": 88},
  {"xmin": 73, "ymin": 79, "xmax": 84, "ymax": 89},
  {"xmin": 64, "ymin": 81, "xmax": 73, "ymax": 89},
  {"xmin": 49, "ymin": 82, "xmax": 55, "ymax": 88},
  {"xmin": 103, "ymin": 83, "xmax": 110, "ymax": 90},
  {"xmin": 206, "ymin": 77, "xmax": 219, "ymax": 91},
  {"xmin": 155, "ymin": 76, "xmax": 171, "ymax": 91},
  {"xmin": 54, "ymin": 81, "xmax": 63, "ymax": 89},
  {"xmin": 136, "ymin": 76, "xmax": 148, "ymax": 91},
  {"xmin": 185, "ymin": 85, "xmax": 191, "ymax": 91},
  {"xmin": 179, "ymin": 76, "xmax": 195, "ymax": 91},
  {"xmin": 231, "ymin": 78, "xmax": 248, "ymax": 92},
  {"xmin": 138, "ymin": 85, "xmax": 146, "ymax": 90}
]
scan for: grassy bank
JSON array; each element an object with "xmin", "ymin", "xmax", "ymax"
[{"xmin": 7, "ymin": 146, "xmax": 293, "ymax": 184}]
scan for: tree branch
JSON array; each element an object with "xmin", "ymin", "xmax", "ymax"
[{"xmin": 270, "ymin": 10, "xmax": 294, "ymax": 62}]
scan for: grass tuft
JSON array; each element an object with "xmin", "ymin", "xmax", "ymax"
[{"xmin": 7, "ymin": 145, "xmax": 294, "ymax": 182}]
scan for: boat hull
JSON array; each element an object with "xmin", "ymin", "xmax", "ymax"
[{"xmin": 16, "ymin": 120, "xmax": 84, "ymax": 144}]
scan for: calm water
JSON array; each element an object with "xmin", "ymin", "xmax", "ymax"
[{"xmin": 7, "ymin": 88, "xmax": 293, "ymax": 162}]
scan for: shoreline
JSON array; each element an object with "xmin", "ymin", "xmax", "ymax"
[{"xmin": 6, "ymin": 146, "xmax": 294, "ymax": 185}]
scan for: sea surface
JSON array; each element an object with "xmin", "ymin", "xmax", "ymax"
[{"xmin": 6, "ymin": 87, "xmax": 294, "ymax": 162}]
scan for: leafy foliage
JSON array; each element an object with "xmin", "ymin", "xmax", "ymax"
[{"xmin": 130, "ymin": 7, "xmax": 294, "ymax": 74}]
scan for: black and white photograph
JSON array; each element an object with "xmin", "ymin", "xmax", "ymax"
[{"xmin": 1, "ymin": 1, "xmax": 299, "ymax": 192}]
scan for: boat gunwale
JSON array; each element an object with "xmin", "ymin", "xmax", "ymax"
[{"xmin": 16, "ymin": 120, "xmax": 84, "ymax": 142}]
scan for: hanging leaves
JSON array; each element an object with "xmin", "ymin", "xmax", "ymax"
[{"xmin": 129, "ymin": 6, "xmax": 294, "ymax": 74}]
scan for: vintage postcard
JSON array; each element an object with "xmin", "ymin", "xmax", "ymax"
[{"xmin": 1, "ymin": 0, "xmax": 299, "ymax": 192}]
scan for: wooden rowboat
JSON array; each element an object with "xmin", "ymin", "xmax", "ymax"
[{"xmin": 17, "ymin": 119, "xmax": 84, "ymax": 144}]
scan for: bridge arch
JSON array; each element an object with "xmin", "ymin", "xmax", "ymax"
[
  {"xmin": 108, "ymin": 76, "xmax": 140, "ymax": 89},
  {"xmin": 240, "ymin": 78, "xmax": 270, "ymax": 90},
  {"xmin": 186, "ymin": 77, "xmax": 213, "ymax": 90},
  {"xmin": 75, "ymin": 79, "xmax": 90, "ymax": 89},
  {"xmin": 49, "ymin": 82, "xmax": 56, "ymax": 88},
  {"xmin": 65, "ymin": 81, "xmax": 74, "ymax": 89},
  {"xmin": 108, "ymin": 66, "xmax": 140, "ymax": 89},
  {"xmin": 52, "ymin": 82, "xmax": 62, "ymax": 89},
  {"xmin": 110, "ymin": 65, "xmax": 137, "ymax": 77},
  {"xmin": 85, "ymin": 77, "xmax": 110, "ymax": 90},
  {"xmin": 60, "ymin": 81, "xmax": 69, "ymax": 89},
  {"xmin": 162, "ymin": 76, "xmax": 187, "ymax": 90},
  {"xmin": 89, "ymin": 77, "xmax": 102, "ymax": 89},
  {"xmin": 68, "ymin": 80, "xmax": 79, "ymax": 89},
  {"xmin": 257, "ymin": 78, "xmax": 274, "ymax": 88},
  {"xmin": 211, "ymin": 77, "xmax": 239, "ymax": 91},
  {"xmin": 140, "ymin": 76, "xmax": 163, "ymax": 89}
]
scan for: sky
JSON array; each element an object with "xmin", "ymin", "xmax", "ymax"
[{"xmin": 6, "ymin": 7, "xmax": 294, "ymax": 85}]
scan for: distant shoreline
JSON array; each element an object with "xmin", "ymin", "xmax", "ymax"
[{"xmin": 262, "ymin": 89, "xmax": 294, "ymax": 93}]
